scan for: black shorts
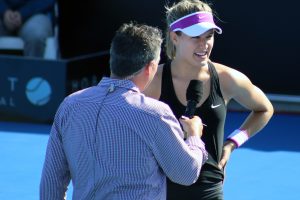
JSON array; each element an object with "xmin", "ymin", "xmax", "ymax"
[{"xmin": 167, "ymin": 181, "xmax": 224, "ymax": 200}]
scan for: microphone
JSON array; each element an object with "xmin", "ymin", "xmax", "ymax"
[{"xmin": 183, "ymin": 80, "xmax": 203, "ymax": 118}]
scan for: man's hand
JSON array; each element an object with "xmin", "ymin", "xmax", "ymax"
[{"xmin": 179, "ymin": 116, "xmax": 204, "ymax": 138}]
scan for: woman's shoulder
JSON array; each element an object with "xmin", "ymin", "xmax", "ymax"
[
  {"xmin": 210, "ymin": 61, "xmax": 230, "ymax": 72},
  {"xmin": 210, "ymin": 61, "xmax": 253, "ymax": 100},
  {"xmin": 211, "ymin": 61, "xmax": 248, "ymax": 80},
  {"xmin": 157, "ymin": 63, "xmax": 164, "ymax": 74}
]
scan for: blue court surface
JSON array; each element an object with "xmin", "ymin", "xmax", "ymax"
[{"xmin": 0, "ymin": 111, "xmax": 299, "ymax": 200}]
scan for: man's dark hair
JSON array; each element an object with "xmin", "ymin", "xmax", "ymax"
[{"xmin": 110, "ymin": 22, "xmax": 163, "ymax": 78}]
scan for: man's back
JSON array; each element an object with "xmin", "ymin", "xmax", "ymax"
[{"xmin": 44, "ymin": 77, "xmax": 188, "ymax": 199}]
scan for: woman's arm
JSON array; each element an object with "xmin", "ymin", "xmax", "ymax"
[{"xmin": 216, "ymin": 63, "xmax": 274, "ymax": 168}]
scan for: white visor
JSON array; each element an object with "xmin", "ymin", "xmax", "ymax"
[{"xmin": 170, "ymin": 12, "xmax": 222, "ymax": 37}]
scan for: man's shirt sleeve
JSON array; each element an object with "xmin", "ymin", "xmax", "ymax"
[
  {"xmin": 40, "ymin": 101, "xmax": 71, "ymax": 200},
  {"xmin": 150, "ymin": 109, "xmax": 207, "ymax": 186}
]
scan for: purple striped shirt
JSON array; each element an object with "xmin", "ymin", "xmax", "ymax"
[{"xmin": 40, "ymin": 77, "xmax": 207, "ymax": 200}]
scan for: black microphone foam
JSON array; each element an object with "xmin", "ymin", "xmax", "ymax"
[{"xmin": 184, "ymin": 80, "xmax": 203, "ymax": 118}]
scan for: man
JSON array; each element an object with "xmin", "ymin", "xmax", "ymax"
[{"xmin": 40, "ymin": 22, "xmax": 207, "ymax": 200}]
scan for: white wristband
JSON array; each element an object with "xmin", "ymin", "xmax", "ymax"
[{"xmin": 227, "ymin": 129, "xmax": 249, "ymax": 148}]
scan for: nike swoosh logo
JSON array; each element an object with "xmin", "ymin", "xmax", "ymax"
[{"xmin": 211, "ymin": 104, "xmax": 221, "ymax": 109}]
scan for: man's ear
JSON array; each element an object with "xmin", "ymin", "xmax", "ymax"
[
  {"xmin": 143, "ymin": 62, "xmax": 151, "ymax": 76},
  {"xmin": 144, "ymin": 60, "xmax": 156, "ymax": 75}
]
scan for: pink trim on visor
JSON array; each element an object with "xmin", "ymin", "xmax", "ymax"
[{"xmin": 170, "ymin": 11, "xmax": 222, "ymax": 37}]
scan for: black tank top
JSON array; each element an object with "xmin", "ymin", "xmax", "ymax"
[{"xmin": 160, "ymin": 61, "xmax": 227, "ymax": 184}]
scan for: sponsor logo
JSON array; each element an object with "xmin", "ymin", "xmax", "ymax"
[
  {"xmin": 25, "ymin": 77, "xmax": 52, "ymax": 106},
  {"xmin": 211, "ymin": 104, "xmax": 221, "ymax": 109}
]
